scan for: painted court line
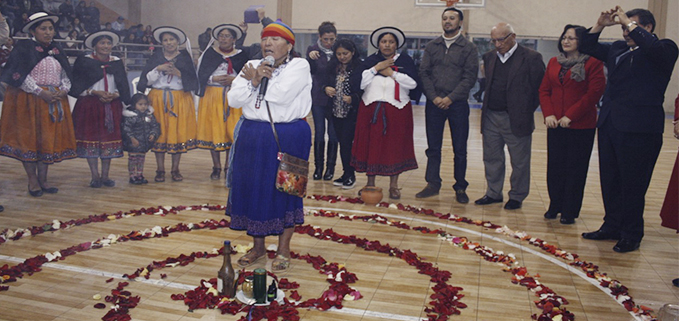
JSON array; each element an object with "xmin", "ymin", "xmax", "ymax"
[{"xmin": 308, "ymin": 206, "xmax": 642, "ymax": 321}]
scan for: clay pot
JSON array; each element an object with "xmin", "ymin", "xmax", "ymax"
[{"xmin": 361, "ymin": 186, "xmax": 383, "ymax": 205}]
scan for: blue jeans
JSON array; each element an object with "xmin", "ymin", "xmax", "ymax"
[
  {"xmin": 311, "ymin": 104, "xmax": 337, "ymax": 144},
  {"xmin": 424, "ymin": 100, "xmax": 469, "ymax": 191}
]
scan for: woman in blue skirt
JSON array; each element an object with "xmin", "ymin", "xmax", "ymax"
[{"xmin": 226, "ymin": 20, "xmax": 311, "ymax": 273}]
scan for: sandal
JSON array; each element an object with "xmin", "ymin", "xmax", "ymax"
[
  {"xmin": 171, "ymin": 170, "xmax": 183, "ymax": 182},
  {"xmin": 272, "ymin": 255, "xmax": 290, "ymax": 273},
  {"xmin": 389, "ymin": 187, "xmax": 401, "ymax": 200},
  {"xmin": 210, "ymin": 167, "xmax": 221, "ymax": 180},
  {"xmin": 237, "ymin": 251, "xmax": 266, "ymax": 268},
  {"xmin": 154, "ymin": 171, "xmax": 165, "ymax": 182}
]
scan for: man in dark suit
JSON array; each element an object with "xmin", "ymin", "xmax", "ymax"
[
  {"xmin": 579, "ymin": 6, "xmax": 678, "ymax": 253},
  {"xmin": 475, "ymin": 22, "xmax": 545, "ymax": 210}
]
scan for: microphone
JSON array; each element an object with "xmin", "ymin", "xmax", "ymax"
[{"xmin": 257, "ymin": 55, "xmax": 275, "ymax": 103}]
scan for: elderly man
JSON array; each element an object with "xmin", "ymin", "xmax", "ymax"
[
  {"xmin": 416, "ymin": 7, "xmax": 478, "ymax": 203},
  {"xmin": 475, "ymin": 23, "xmax": 544, "ymax": 210},
  {"xmin": 579, "ymin": 7, "xmax": 678, "ymax": 253}
]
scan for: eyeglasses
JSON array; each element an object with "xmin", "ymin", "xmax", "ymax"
[
  {"xmin": 561, "ymin": 36, "xmax": 578, "ymax": 42},
  {"xmin": 218, "ymin": 34, "xmax": 233, "ymax": 39},
  {"xmin": 490, "ymin": 33, "xmax": 514, "ymax": 44}
]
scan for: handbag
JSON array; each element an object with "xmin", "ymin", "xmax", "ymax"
[{"xmin": 265, "ymin": 102, "xmax": 309, "ymax": 197}]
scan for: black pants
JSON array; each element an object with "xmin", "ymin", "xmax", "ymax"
[
  {"xmin": 332, "ymin": 113, "xmax": 356, "ymax": 179},
  {"xmin": 424, "ymin": 100, "xmax": 470, "ymax": 191},
  {"xmin": 546, "ymin": 127, "xmax": 595, "ymax": 219},
  {"xmin": 598, "ymin": 119, "xmax": 662, "ymax": 242}
]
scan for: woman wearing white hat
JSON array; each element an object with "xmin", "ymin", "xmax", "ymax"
[
  {"xmin": 196, "ymin": 23, "xmax": 249, "ymax": 180},
  {"xmin": 0, "ymin": 12, "xmax": 76, "ymax": 197},
  {"xmin": 351, "ymin": 26, "xmax": 421, "ymax": 200},
  {"xmin": 137, "ymin": 26, "xmax": 198, "ymax": 183},
  {"xmin": 69, "ymin": 30, "xmax": 131, "ymax": 188}
]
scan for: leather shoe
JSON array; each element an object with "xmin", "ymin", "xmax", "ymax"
[
  {"xmin": 581, "ymin": 229, "xmax": 620, "ymax": 241},
  {"xmin": 544, "ymin": 211, "xmax": 558, "ymax": 219},
  {"xmin": 455, "ymin": 189, "xmax": 469, "ymax": 204},
  {"xmin": 475, "ymin": 195, "xmax": 503, "ymax": 205},
  {"xmin": 0, "ymin": 205, "xmax": 3, "ymax": 212},
  {"xmin": 613, "ymin": 239, "xmax": 640, "ymax": 253},
  {"xmin": 342, "ymin": 176, "xmax": 356, "ymax": 189},
  {"xmin": 41, "ymin": 186, "xmax": 59, "ymax": 194},
  {"xmin": 415, "ymin": 184, "xmax": 439, "ymax": 198},
  {"xmin": 560, "ymin": 217, "xmax": 575, "ymax": 225},
  {"xmin": 504, "ymin": 199, "xmax": 522, "ymax": 210},
  {"xmin": 28, "ymin": 186, "xmax": 43, "ymax": 197}
]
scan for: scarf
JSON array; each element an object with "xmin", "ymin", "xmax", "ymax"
[
  {"xmin": 556, "ymin": 53, "xmax": 590, "ymax": 82},
  {"xmin": 317, "ymin": 39, "xmax": 333, "ymax": 61}
]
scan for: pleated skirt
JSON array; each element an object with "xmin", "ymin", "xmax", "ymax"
[
  {"xmin": 148, "ymin": 88, "xmax": 197, "ymax": 153},
  {"xmin": 351, "ymin": 100, "xmax": 417, "ymax": 176},
  {"xmin": 226, "ymin": 118, "xmax": 311, "ymax": 236},
  {"xmin": 72, "ymin": 96, "xmax": 124, "ymax": 158},
  {"xmin": 196, "ymin": 86, "xmax": 242, "ymax": 151},
  {"xmin": 0, "ymin": 86, "xmax": 76, "ymax": 163}
]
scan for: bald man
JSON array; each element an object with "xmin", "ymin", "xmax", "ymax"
[{"xmin": 475, "ymin": 22, "xmax": 545, "ymax": 210}]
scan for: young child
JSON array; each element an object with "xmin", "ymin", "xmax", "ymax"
[{"xmin": 122, "ymin": 93, "xmax": 161, "ymax": 184}]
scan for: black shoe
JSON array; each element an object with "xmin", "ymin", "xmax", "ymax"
[
  {"xmin": 313, "ymin": 167, "xmax": 323, "ymax": 180},
  {"xmin": 41, "ymin": 186, "xmax": 59, "ymax": 194},
  {"xmin": 89, "ymin": 179, "xmax": 102, "ymax": 188},
  {"xmin": 581, "ymin": 229, "xmax": 620, "ymax": 241},
  {"xmin": 415, "ymin": 184, "xmax": 439, "ymax": 198},
  {"xmin": 455, "ymin": 189, "xmax": 469, "ymax": 204},
  {"xmin": 504, "ymin": 199, "xmax": 522, "ymax": 210},
  {"xmin": 560, "ymin": 217, "xmax": 575, "ymax": 225},
  {"xmin": 130, "ymin": 177, "xmax": 143, "ymax": 185},
  {"xmin": 342, "ymin": 176, "xmax": 356, "ymax": 189},
  {"xmin": 672, "ymin": 278, "xmax": 679, "ymax": 287},
  {"xmin": 333, "ymin": 176, "xmax": 346, "ymax": 186},
  {"xmin": 0, "ymin": 205, "xmax": 4, "ymax": 212},
  {"xmin": 475, "ymin": 195, "xmax": 503, "ymax": 205},
  {"xmin": 613, "ymin": 239, "xmax": 640, "ymax": 253},
  {"xmin": 323, "ymin": 166, "xmax": 335, "ymax": 181},
  {"xmin": 139, "ymin": 176, "xmax": 149, "ymax": 184},
  {"xmin": 28, "ymin": 186, "xmax": 43, "ymax": 197},
  {"xmin": 544, "ymin": 211, "xmax": 558, "ymax": 219},
  {"xmin": 101, "ymin": 179, "xmax": 115, "ymax": 187}
]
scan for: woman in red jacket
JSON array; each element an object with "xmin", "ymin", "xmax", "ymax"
[
  {"xmin": 660, "ymin": 95, "xmax": 678, "ymax": 232},
  {"xmin": 539, "ymin": 24, "xmax": 606, "ymax": 224}
]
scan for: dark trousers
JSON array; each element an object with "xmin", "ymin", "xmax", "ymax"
[
  {"xmin": 311, "ymin": 104, "xmax": 337, "ymax": 144},
  {"xmin": 598, "ymin": 118, "xmax": 662, "ymax": 242},
  {"xmin": 332, "ymin": 113, "xmax": 356, "ymax": 179},
  {"xmin": 546, "ymin": 127, "xmax": 595, "ymax": 219},
  {"xmin": 424, "ymin": 100, "xmax": 469, "ymax": 191}
]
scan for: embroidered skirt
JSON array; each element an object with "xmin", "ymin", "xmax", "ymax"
[
  {"xmin": 226, "ymin": 118, "xmax": 311, "ymax": 236},
  {"xmin": 148, "ymin": 88, "xmax": 197, "ymax": 153},
  {"xmin": 351, "ymin": 100, "xmax": 417, "ymax": 176},
  {"xmin": 660, "ymin": 149, "xmax": 678, "ymax": 231},
  {"xmin": 72, "ymin": 96, "xmax": 124, "ymax": 158},
  {"xmin": 0, "ymin": 86, "xmax": 76, "ymax": 163},
  {"xmin": 196, "ymin": 85, "xmax": 242, "ymax": 151}
]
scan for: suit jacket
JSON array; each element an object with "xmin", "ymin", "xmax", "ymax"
[
  {"xmin": 481, "ymin": 45, "xmax": 545, "ymax": 137},
  {"xmin": 579, "ymin": 27, "xmax": 678, "ymax": 133},
  {"xmin": 539, "ymin": 56, "xmax": 605, "ymax": 129}
]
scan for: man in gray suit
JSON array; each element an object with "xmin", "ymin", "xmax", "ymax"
[{"xmin": 475, "ymin": 22, "xmax": 545, "ymax": 210}]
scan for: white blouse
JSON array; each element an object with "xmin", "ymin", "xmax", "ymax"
[
  {"xmin": 228, "ymin": 58, "xmax": 312, "ymax": 123},
  {"xmin": 145, "ymin": 63, "xmax": 184, "ymax": 90},
  {"xmin": 21, "ymin": 56, "xmax": 71, "ymax": 95},
  {"xmin": 207, "ymin": 49, "xmax": 241, "ymax": 87},
  {"xmin": 80, "ymin": 54, "xmax": 119, "ymax": 96},
  {"xmin": 360, "ymin": 55, "xmax": 417, "ymax": 109}
]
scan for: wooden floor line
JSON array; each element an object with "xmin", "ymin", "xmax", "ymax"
[
  {"xmin": 0, "ymin": 253, "xmax": 425, "ymax": 320},
  {"xmin": 308, "ymin": 206, "xmax": 643, "ymax": 321}
]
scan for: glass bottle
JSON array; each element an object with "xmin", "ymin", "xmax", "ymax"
[
  {"xmin": 217, "ymin": 240, "xmax": 235, "ymax": 297},
  {"xmin": 267, "ymin": 279, "xmax": 277, "ymax": 302}
]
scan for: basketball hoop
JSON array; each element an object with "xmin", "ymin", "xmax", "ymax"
[{"xmin": 441, "ymin": 0, "xmax": 459, "ymax": 6}]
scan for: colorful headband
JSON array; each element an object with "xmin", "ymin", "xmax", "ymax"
[{"xmin": 261, "ymin": 19, "xmax": 295, "ymax": 45}]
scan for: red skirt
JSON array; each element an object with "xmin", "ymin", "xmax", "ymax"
[
  {"xmin": 350, "ymin": 100, "xmax": 417, "ymax": 176},
  {"xmin": 72, "ymin": 96, "xmax": 123, "ymax": 158},
  {"xmin": 660, "ymin": 149, "xmax": 679, "ymax": 232}
]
